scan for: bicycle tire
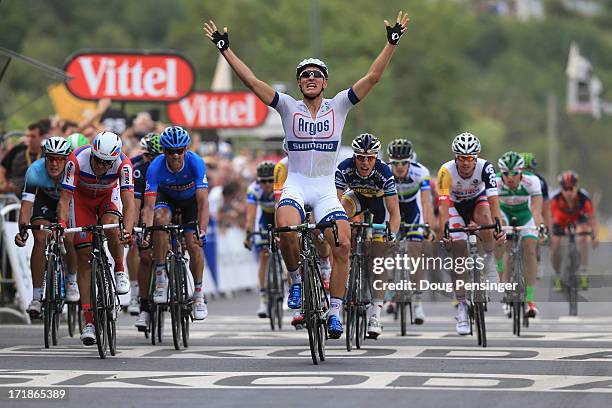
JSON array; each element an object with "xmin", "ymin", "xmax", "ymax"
[
  {"xmin": 105, "ymin": 264, "xmax": 117, "ymax": 356},
  {"xmin": 42, "ymin": 255, "xmax": 55, "ymax": 349},
  {"xmin": 266, "ymin": 254, "xmax": 278, "ymax": 331},
  {"xmin": 168, "ymin": 258, "xmax": 181, "ymax": 350},
  {"xmin": 67, "ymin": 302, "xmax": 77, "ymax": 338},
  {"xmin": 400, "ymin": 302, "xmax": 407, "ymax": 336},
  {"xmin": 513, "ymin": 302, "xmax": 521, "ymax": 336},
  {"xmin": 179, "ymin": 261, "xmax": 190, "ymax": 348},
  {"xmin": 91, "ymin": 257, "xmax": 108, "ymax": 359},
  {"xmin": 345, "ymin": 304, "xmax": 355, "ymax": 351},
  {"xmin": 303, "ymin": 260, "xmax": 319, "ymax": 365},
  {"xmin": 157, "ymin": 305, "xmax": 166, "ymax": 344},
  {"xmin": 313, "ymin": 261, "xmax": 326, "ymax": 362},
  {"xmin": 568, "ymin": 247, "xmax": 579, "ymax": 316},
  {"xmin": 475, "ymin": 301, "xmax": 487, "ymax": 347}
]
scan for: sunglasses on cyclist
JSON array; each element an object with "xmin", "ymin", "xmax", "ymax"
[
  {"xmin": 45, "ymin": 155, "xmax": 67, "ymax": 164},
  {"xmin": 456, "ymin": 154, "xmax": 477, "ymax": 162},
  {"xmin": 299, "ymin": 70, "xmax": 324, "ymax": 79},
  {"xmin": 390, "ymin": 159, "xmax": 410, "ymax": 166},
  {"xmin": 355, "ymin": 154, "xmax": 376, "ymax": 163},
  {"xmin": 562, "ymin": 185, "xmax": 577, "ymax": 192},
  {"xmin": 258, "ymin": 178, "xmax": 274, "ymax": 184},
  {"xmin": 92, "ymin": 155, "xmax": 114, "ymax": 167},
  {"xmin": 164, "ymin": 147, "xmax": 186, "ymax": 156},
  {"xmin": 502, "ymin": 170, "xmax": 520, "ymax": 177}
]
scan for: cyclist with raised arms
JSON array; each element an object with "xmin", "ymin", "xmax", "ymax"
[
  {"xmin": 496, "ymin": 151, "xmax": 544, "ymax": 317},
  {"xmin": 436, "ymin": 132, "xmax": 505, "ymax": 335},
  {"xmin": 550, "ymin": 171, "xmax": 599, "ymax": 290},
  {"xmin": 204, "ymin": 10, "xmax": 409, "ymax": 338},
  {"xmin": 15, "ymin": 137, "xmax": 79, "ymax": 317},
  {"xmin": 244, "ymin": 161, "xmax": 277, "ymax": 318},
  {"xmin": 387, "ymin": 138, "xmax": 433, "ymax": 325},
  {"xmin": 56, "ymin": 131, "xmax": 135, "ymax": 345},
  {"xmin": 141, "ymin": 126, "xmax": 210, "ymax": 321}
]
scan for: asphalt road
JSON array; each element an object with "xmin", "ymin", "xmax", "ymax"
[{"xmin": 1, "ymin": 289, "xmax": 612, "ymax": 408}]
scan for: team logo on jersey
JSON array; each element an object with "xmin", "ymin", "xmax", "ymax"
[
  {"xmin": 123, "ymin": 166, "xmax": 131, "ymax": 186},
  {"xmin": 292, "ymin": 109, "xmax": 334, "ymax": 139},
  {"xmin": 65, "ymin": 161, "xmax": 74, "ymax": 181},
  {"xmin": 288, "ymin": 140, "xmax": 338, "ymax": 152}
]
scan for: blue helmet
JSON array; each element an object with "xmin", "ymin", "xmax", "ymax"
[{"xmin": 160, "ymin": 126, "xmax": 190, "ymax": 148}]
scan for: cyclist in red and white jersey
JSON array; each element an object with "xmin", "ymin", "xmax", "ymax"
[
  {"xmin": 56, "ymin": 131, "xmax": 135, "ymax": 346},
  {"xmin": 204, "ymin": 10, "xmax": 409, "ymax": 339}
]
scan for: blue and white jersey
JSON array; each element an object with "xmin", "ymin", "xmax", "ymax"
[
  {"xmin": 392, "ymin": 161, "xmax": 431, "ymax": 204},
  {"xmin": 270, "ymin": 88, "xmax": 359, "ymax": 178},
  {"xmin": 145, "ymin": 151, "xmax": 208, "ymax": 201},
  {"xmin": 246, "ymin": 181, "xmax": 275, "ymax": 216},
  {"xmin": 22, "ymin": 158, "xmax": 61, "ymax": 202},
  {"xmin": 335, "ymin": 157, "xmax": 397, "ymax": 198}
]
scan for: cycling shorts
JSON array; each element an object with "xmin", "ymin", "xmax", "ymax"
[
  {"xmin": 70, "ymin": 188, "xmax": 122, "ymax": 248},
  {"xmin": 31, "ymin": 192, "xmax": 58, "ymax": 223},
  {"xmin": 278, "ymin": 173, "xmax": 347, "ymax": 223},
  {"xmin": 154, "ymin": 190, "xmax": 198, "ymax": 231},
  {"xmin": 448, "ymin": 191, "xmax": 489, "ymax": 240}
]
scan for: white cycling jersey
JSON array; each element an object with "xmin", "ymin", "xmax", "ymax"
[{"xmin": 270, "ymin": 88, "xmax": 359, "ymax": 178}]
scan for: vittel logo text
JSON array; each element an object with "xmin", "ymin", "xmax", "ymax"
[{"xmin": 65, "ymin": 52, "xmax": 195, "ymax": 102}]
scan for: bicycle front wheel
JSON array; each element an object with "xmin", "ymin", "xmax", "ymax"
[
  {"xmin": 303, "ymin": 261, "xmax": 319, "ymax": 365},
  {"xmin": 105, "ymin": 266, "xmax": 117, "ymax": 356},
  {"xmin": 168, "ymin": 258, "xmax": 182, "ymax": 350},
  {"xmin": 91, "ymin": 257, "xmax": 108, "ymax": 359}
]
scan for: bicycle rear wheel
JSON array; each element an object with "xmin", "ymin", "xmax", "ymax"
[
  {"xmin": 91, "ymin": 257, "xmax": 108, "ymax": 359},
  {"xmin": 512, "ymin": 302, "xmax": 521, "ymax": 336},
  {"xmin": 345, "ymin": 304, "xmax": 355, "ymax": 351},
  {"xmin": 157, "ymin": 305, "xmax": 166, "ymax": 344},
  {"xmin": 399, "ymin": 302, "xmax": 407, "ymax": 336},
  {"xmin": 568, "ymin": 249, "xmax": 579, "ymax": 316}
]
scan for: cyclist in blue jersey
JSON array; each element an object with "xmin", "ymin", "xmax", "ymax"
[
  {"xmin": 244, "ymin": 161, "xmax": 277, "ymax": 318},
  {"xmin": 335, "ymin": 133, "xmax": 400, "ymax": 339},
  {"xmin": 15, "ymin": 137, "xmax": 79, "ymax": 318},
  {"xmin": 141, "ymin": 126, "xmax": 210, "ymax": 321},
  {"xmin": 204, "ymin": 10, "xmax": 409, "ymax": 339}
]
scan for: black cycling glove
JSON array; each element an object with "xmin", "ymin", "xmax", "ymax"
[
  {"xmin": 386, "ymin": 22, "xmax": 404, "ymax": 45},
  {"xmin": 211, "ymin": 30, "xmax": 229, "ymax": 52}
]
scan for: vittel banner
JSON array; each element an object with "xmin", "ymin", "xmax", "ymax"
[
  {"xmin": 64, "ymin": 51, "xmax": 195, "ymax": 101},
  {"xmin": 167, "ymin": 91, "xmax": 268, "ymax": 129}
]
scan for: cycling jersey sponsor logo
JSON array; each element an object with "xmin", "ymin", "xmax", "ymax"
[
  {"xmin": 167, "ymin": 92, "xmax": 268, "ymax": 129},
  {"xmin": 292, "ymin": 110, "xmax": 334, "ymax": 139},
  {"xmin": 288, "ymin": 140, "xmax": 338, "ymax": 152},
  {"xmin": 123, "ymin": 167, "xmax": 131, "ymax": 186},
  {"xmin": 65, "ymin": 161, "xmax": 74, "ymax": 182},
  {"xmin": 165, "ymin": 181, "xmax": 195, "ymax": 192},
  {"xmin": 64, "ymin": 51, "xmax": 195, "ymax": 101}
]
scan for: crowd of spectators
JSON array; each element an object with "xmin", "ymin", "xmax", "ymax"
[{"xmin": 0, "ymin": 100, "xmax": 284, "ymax": 231}]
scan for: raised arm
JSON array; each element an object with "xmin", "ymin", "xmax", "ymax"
[
  {"xmin": 203, "ymin": 21, "xmax": 276, "ymax": 105},
  {"xmin": 352, "ymin": 11, "xmax": 410, "ymax": 101}
]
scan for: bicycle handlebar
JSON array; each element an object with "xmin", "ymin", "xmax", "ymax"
[
  {"xmin": 444, "ymin": 218, "xmax": 502, "ymax": 239},
  {"xmin": 273, "ymin": 220, "xmax": 340, "ymax": 247}
]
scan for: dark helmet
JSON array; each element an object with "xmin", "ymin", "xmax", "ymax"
[
  {"xmin": 256, "ymin": 161, "xmax": 275, "ymax": 179},
  {"xmin": 387, "ymin": 139, "xmax": 414, "ymax": 160}
]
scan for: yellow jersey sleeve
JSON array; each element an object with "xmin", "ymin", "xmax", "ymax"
[
  {"xmin": 437, "ymin": 166, "xmax": 452, "ymax": 202},
  {"xmin": 273, "ymin": 161, "xmax": 288, "ymax": 198}
]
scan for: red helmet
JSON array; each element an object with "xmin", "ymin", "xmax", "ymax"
[{"xmin": 558, "ymin": 170, "xmax": 579, "ymax": 189}]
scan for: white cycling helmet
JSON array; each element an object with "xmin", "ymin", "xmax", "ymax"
[
  {"xmin": 451, "ymin": 132, "xmax": 481, "ymax": 155},
  {"xmin": 91, "ymin": 131, "xmax": 122, "ymax": 161},
  {"xmin": 296, "ymin": 58, "xmax": 329, "ymax": 79},
  {"xmin": 43, "ymin": 136, "xmax": 72, "ymax": 156}
]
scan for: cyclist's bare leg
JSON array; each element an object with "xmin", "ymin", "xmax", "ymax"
[
  {"xmin": 184, "ymin": 231, "xmax": 204, "ymax": 283},
  {"xmin": 101, "ymin": 212, "xmax": 123, "ymax": 272},
  {"xmin": 257, "ymin": 248, "xmax": 268, "ymax": 289},
  {"xmin": 127, "ymin": 243, "xmax": 140, "ymax": 285},
  {"xmin": 523, "ymin": 237, "xmax": 538, "ymax": 286},
  {"xmin": 576, "ymin": 223, "xmax": 590, "ymax": 271},
  {"xmin": 76, "ymin": 246, "xmax": 92, "ymax": 306},
  {"xmin": 276, "ymin": 205, "xmax": 302, "ymax": 273},
  {"xmin": 324, "ymin": 219, "xmax": 351, "ymax": 300},
  {"xmin": 152, "ymin": 208, "xmax": 171, "ymax": 263},
  {"xmin": 550, "ymin": 235, "xmax": 563, "ymax": 275},
  {"xmin": 138, "ymin": 248, "xmax": 152, "ymax": 299},
  {"xmin": 451, "ymin": 239, "xmax": 468, "ymax": 301},
  {"xmin": 473, "ymin": 205, "xmax": 494, "ymax": 253},
  {"xmin": 64, "ymin": 234, "xmax": 77, "ymax": 277},
  {"xmin": 408, "ymin": 240, "xmax": 424, "ymax": 292},
  {"xmin": 30, "ymin": 219, "xmax": 49, "ymax": 292}
]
